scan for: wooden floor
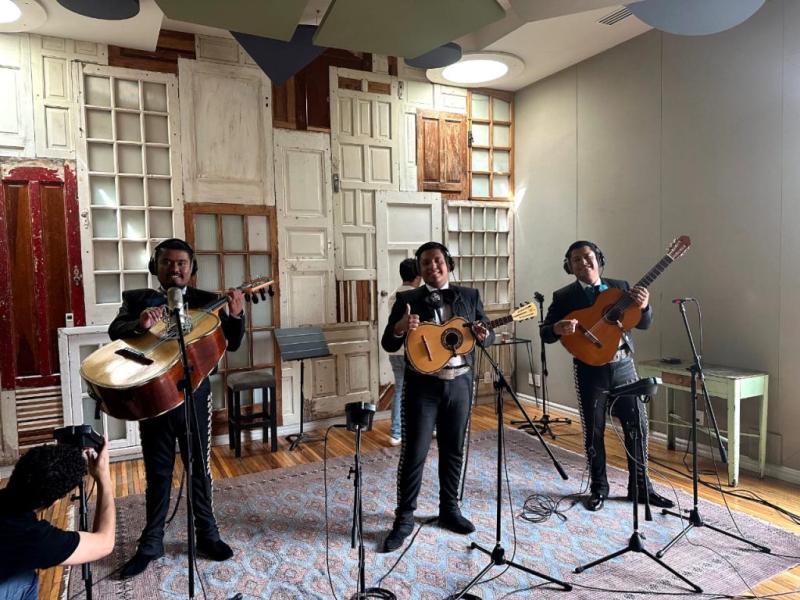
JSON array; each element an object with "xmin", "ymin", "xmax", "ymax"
[{"xmin": 40, "ymin": 402, "xmax": 800, "ymax": 599}]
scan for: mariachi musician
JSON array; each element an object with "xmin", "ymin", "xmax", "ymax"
[
  {"xmin": 540, "ymin": 240, "xmax": 674, "ymax": 512},
  {"xmin": 380, "ymin": 241, "xmax": 493, "ymax": 553},
  {"xmin": 109, "ymin": 238, "xmax": 245, "ymax": 578}
]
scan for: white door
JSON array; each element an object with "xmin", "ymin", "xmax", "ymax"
[
  {"xmin": 274, "ymin": 129, "xmax": 336, "ymax": 327},
  {"xmin": 375, "ymin": 191, "xmax": 442, "ymax": 384},
  {"xmin": 329, "ymin": 67, "xmax": 400, "ymax": 280}
]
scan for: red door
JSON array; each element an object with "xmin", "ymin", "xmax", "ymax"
[{"xmin": 0, "ymin": 162, "xmax": 85, "ymax": 390}]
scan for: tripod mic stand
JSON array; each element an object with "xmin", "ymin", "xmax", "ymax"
[
  {"xmin": 345, "ymin": 402, "xmax": 395, "ymax": 600},
  {"xmin": 574, "ymin": 379, "xmax": 702, "ymax": 593},
  {"xmin": 74, "ymin": 477, "xmax": 94, "ymax": 600},
  {"xmin": 513, "ymin": 292, "xmax": 571, "ymax": 438},
  {"xmin": 657, "ymin": 300, "xmax": 770, "ymax": 557},
  {"xmin": 448, "ymin": 346, "xmax": 572, "ymax": 599},
  {"xmin": 171, "ymin": 301, "xmax": 199, "ymax": 599}
]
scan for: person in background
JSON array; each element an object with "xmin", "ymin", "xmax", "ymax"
[
  {"xmin": 0, "ymin": 440, "xmax": 114, "ymax": 600},
  {"xmin": 386, "ymin": 258, "xmax": 422, "ymax": 446}
]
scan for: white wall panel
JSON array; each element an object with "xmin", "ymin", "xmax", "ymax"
[
  {"xmin": 179, "ymin": 58, "xmax": 274, "ymax": 205},
  {"xmin": 0, "ymin": 34, "xmax": 34, "ymax": 157}
]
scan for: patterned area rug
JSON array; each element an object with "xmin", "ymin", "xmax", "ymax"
[{"xmin": 70, "ymin": 428, "xmax": 799, "ymax": 599}]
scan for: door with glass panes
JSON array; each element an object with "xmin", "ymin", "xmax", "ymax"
[{"xmin": 184, "ymin": 205, "xmax": 281, "ymax": 435}]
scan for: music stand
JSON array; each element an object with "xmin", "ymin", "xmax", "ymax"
[{"xmin": 275, "ymin": 326, "xmax": 331, "ymax": 451}]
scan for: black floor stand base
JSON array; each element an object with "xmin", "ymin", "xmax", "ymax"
[
  {"xmin": 657, "ymin": 507, "xmax": 771, "ymax": 557},
  {"xmin": 575, "ymin": 532, "xmax": 702, "ymax": 593},
  {"xmin": 514, "ymin": 413, "xmax": 572, "ymax": 439},
  {"xmin": 349, "ymin": 588, "xmax": 396, "ymax": 599},
  {"xmin": 446, "ymin": 542, "xmax": 572, "ymax": 599}
]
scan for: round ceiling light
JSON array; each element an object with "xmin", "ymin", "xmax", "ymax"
[
  {"xmin": 0, "ymin": 0, "xmax": 47, "ymax": 32},
  {"xmin": 426, "ymin": 52, "xmax": 524, "ymax": 87},
  {"xmin": 0, "ymin": 0, "xmax": 22, "ymax": 24}
]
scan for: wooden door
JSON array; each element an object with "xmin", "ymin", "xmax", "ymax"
[
  {"xmin": 375, "ymin": 191, "xmax": 442, "ymax": 385},
  {"xmin": 0, "ymin": 162, "xmax": 85, "ymax": 390},
  {"xmin": 416, "ymin": 109, "xmax": 468, "ymax": 200}
]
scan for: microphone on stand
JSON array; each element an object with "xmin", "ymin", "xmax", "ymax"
[
  {"xmin": 672, "ymin": 297, "xmax": 697, "ymax": 304},
  {"xmin": 533, "ymin": 291, "xmax": 545, "ymax": 304},
  {"xmin": 167, "ymin": 287, "xmax": 190, "ymax": 333}
]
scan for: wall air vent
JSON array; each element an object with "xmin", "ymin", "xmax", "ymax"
[{"xmin": 598, "ymin": 7, "xmax": 632, "ymax": 25}]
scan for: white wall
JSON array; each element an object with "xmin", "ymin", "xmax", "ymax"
[{"xmin": 514, "ymin": 0, "xmax": 799, "ymax": 471}]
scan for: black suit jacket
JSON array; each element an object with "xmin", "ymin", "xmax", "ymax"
[
  {"xmin": 381, "ymin": 285, "xmax": 495, "ymax": 367},
  {"xmin": 539, "ymin": 278, "xmax": 652, "ymax": 355},
  {"xmin": 109, "ymin": 287, "xmax": 245, "ymax": 352}
]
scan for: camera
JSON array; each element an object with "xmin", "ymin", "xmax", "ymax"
[{"xmin": 54, "ymin": 425, "xmax": 104, "ymax": 451}]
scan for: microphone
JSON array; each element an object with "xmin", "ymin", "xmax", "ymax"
[
  {"xmin": 167, "ymin": 287, "xmax": 190, "ymax": 333},
  {"xmin": 533, "ymin": 291, "xmax": 545, "ymax": 304},
  {"xmin": 672, "ymin": 297, "xmax": 696, "ymax": 304}
]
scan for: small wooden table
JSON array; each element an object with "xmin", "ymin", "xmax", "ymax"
[{"xmin": 637, "ymin": 359, "xmax": 768, "ymax": 487}]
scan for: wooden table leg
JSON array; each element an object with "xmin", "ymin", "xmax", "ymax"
[{"xmin": 759, "ymin": 383, "xmax": 769, "ymax": 479}]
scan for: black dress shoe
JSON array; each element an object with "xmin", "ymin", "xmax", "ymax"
[
  {"xmin": 586, "ymin": 491, "xmax": 605, "ymax": 512},
  {"xmin": 120, "ymin": 549, "xmax": 163, "ymax": 579},
  {"xmin": 438, "ymin": 511, "xmax": 475, "ymax": 535},
  {"xmin": 627, "ymin": 490, "xmax": 675, "ymax": 509},
  {"xmin": 197, "ymin": 538, "xmax": 234, "ymax": 561},
  {"xmin": 381, "ymin": 520, "xmax": 414, "ymax": 553}
]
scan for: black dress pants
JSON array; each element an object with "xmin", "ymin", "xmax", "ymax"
[
  {"xmin": 394, "ymin": 369, "xmax": 473, "ymax": 524},
  {"xmin": 574, "ymin": 357, "xmax": 653, "ymax": 497},
  {"xmin": 137, "ymin": 379, "xmax": 219, "ymax": 555}
]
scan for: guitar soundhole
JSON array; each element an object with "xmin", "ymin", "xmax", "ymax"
[
  {"xmin": 442, "ymin": 329, "xmax": 462, "ymax": 351},
  {"xmin": 603, "ymin": 306, "xmax": 622, "ymax": 323}
]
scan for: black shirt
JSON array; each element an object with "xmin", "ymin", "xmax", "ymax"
[{"xmin": 0, "ymin": 490, "xmax": 80, "ymax": 582}]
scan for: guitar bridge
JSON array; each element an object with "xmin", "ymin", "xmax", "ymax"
[
  {"xmin": 115, "ymin": 347, "xmax": 154, "ymax": 365},
  {"xmin": 577, "ymin": 324, "xmax": 603, "ymax": 348}
]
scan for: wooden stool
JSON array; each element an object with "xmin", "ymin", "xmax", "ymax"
[{"xmin": 226, "ymin": 370, "xmax": 278, "ymax": 457}]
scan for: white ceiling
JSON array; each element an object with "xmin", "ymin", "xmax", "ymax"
[{"xmin": 20, "ymin": 0, "xmax": 651, "ymax": 91}]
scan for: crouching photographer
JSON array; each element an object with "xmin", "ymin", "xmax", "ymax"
[{"xmin": 0, "ymin": 427, "xmax": 115, "ymax": 600}]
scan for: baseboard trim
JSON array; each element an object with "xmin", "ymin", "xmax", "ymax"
[{"xmin": 516, "ymin": 393, "xmax": 800, "ymax": 487}]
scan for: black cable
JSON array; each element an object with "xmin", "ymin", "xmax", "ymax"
[
  {"xmin": 322, "ymin": 425, "xmax": 341, "ymax": 600},
  {"xmin": 375, "ymin": 516, "xmax": 437, "ymax": 587}
]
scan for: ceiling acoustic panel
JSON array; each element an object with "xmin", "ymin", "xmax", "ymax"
[
  {"xmin": 233, "ymin": 26, "xmax": 325, "ymax": 86},
  {"xmin": 153, "ymin": 0, "xmax": 310, "ymax": 41},
  {"xmin": 313, "ymin": 0, "xmax": 506, "ymax": 58}
]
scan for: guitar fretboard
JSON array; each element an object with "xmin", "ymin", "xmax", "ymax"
[
  {"xmin": 614, "ymin": 254, "xmax": 674, "ymax": 312},
  {"xmin": 487, "ymin": 315, "xmax": 513, "ymax": 330}
]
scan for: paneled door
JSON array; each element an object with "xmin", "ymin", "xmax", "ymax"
[
  {"xmin": 0, "ymin": 161, "xmax": 85, "ymax": 390},
  {"xmin": 273, "ymin": 129, "xmax": 336, "ymax": 327},
  {"xmin": 329, "ymin": 67, "xmax": 400, "ymax": 280},
  {"xmin": 375, "ymin": 191, "xmax": 442, "ymax": 385}
]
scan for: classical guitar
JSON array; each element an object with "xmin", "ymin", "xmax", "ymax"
[
  {"xmin": 560, "ymin": 235, "xmax": 691, "ymax": 366},
  {"xmin": 405, "ymin": 302, "xmax": 538, "ymax": 374},
  {"xmin": 80, "ymin": 277, "xmax": 274, "ymax": 421}
]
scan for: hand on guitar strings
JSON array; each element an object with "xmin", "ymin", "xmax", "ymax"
[
  {"xmin": 226, "ymin": 288, "xmax": 245, "ymax": 317},
  {"xmin": 470, "ymin": 321, "xmax": 490, "ymax": 343},
  {"xmin": 393, "ymin": 303, "xmax": 420, "ymax": 336},
  {"xmin": 628, "ymin": 285, "xmax": 649, "ymax": 309},
  {"xmin": 139, "ymin": 305, "xmax": 166, "ymax": 331},
  {"xmin": 554, "ymin": 319, "xmax": 579, "ymax": 337}
]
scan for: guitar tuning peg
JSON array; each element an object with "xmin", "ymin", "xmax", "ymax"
[
  {"xmin": 267, "ymin": 285, "xmax": 274, "ymax": 297},
  {"xmin": 244, "ymin": 293, "xmax": 251, "ymax": 303},
  {"xmin": 259, "ymin": 289, "xmax": 267, "ymax": 301},
  {"xmin": 251, "ymin": 294, "xmax": 259, "ymax": 304}
]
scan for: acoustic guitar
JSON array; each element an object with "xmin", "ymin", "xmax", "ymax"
[
  {"xmin": 560, "ymin": 235, "xmax": 691, "ymax": 366},
  {"xmin": 80, "ymin": 277, "xmax": 273, "ymax": 421},
  {"xmin": 405, "ymin": 302, "xmax": 538, "ymax": 374}
]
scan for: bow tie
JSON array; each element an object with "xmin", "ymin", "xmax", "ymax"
[{"xmin": 585, "ymin": 283, "xmax": 606, "ymax": 302}]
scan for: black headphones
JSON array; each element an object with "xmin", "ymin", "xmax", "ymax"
[
  {"xmin": 148, "ymin": 238, "xmax": 198, "ymax": 276},
  {"xmin": 563, "ymin": 240, "xmax": 605, "ymax": 275},
  {"xmin": 415, "ymin": 241, "xmax": 456, "ymax": 272}
]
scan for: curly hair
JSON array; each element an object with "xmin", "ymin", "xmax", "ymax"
[{"xmin": 5, "ymin": 445, "xmax": 86, "ymax": 512}]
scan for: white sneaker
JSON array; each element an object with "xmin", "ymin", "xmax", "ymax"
[{"xmin": 389, "ymin": 436, "xmax": 402, "ymax": 446}]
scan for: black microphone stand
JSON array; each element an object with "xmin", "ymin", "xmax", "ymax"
[
  {"xmin": 348, "ymin": 422, "xmax": 395, "ymax": 599},
  {"xmin": 574, "ymin": 381, "xmax": 702, "ymax": 593},
  {"xmin": 74, "ymin": 477, "xmax": 93, "ymax": 600},
  {"xmin": 514, "ymin": 292, "xmax": 572, "ymax": 438},
  {"xmin": 657, "ymin": 300, "xmax": 770, "ymax": 556},
  {"xmin": 172, "ymin": 305, "xmax": 198, "ymax": 599},
  {"xmin": 447, "ymin": 345, "xmax": 572, "ymax": 599}
]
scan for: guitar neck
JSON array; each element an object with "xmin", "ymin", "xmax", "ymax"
[
  {"xmin": 633, "ymin": 254, "xmax": 675, "ymax": 290},
  {"xmin": 486, "ymin": 315, "xmax": 513, "ymax": 330}
]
